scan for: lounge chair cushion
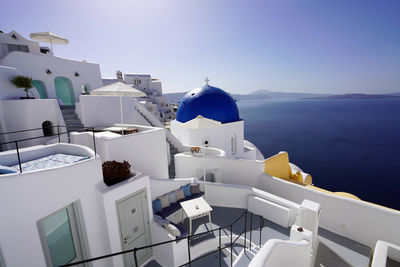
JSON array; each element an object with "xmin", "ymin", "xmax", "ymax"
[{"xmin": 156, "ymin": 192, "xmax": 204, "ymax": 218}]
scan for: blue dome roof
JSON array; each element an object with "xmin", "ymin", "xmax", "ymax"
[{"xmin": 176, "ymin": 85, "xmax": 240, "ymax": 123}]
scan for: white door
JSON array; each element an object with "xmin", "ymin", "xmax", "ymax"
[{"xmin": 117, "ymin": 189, "xmax": 152, "ymax": 267}]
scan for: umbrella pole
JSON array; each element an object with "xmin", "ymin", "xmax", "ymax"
[
  {"xmin": 50, "ymin": 39, "xmax": 53, "ymax": 54},
  {"xmin": 203, "ymin": 144, "xmax": 206, "ymax": 197},
  {"xmin": 120, "ymin": 96, "xmax": 124, "ymax": 135}
]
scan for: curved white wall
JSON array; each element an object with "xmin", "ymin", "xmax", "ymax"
[{"xmin": 174, "ymin": 154, "xmax": 400, "ymax": 248}]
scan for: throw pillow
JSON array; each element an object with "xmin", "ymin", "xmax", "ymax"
[
  {"xmin": 190, "ymin": 183, "xmax": 201, "ymax": 194},
  {"xmin": 158, "ymin": 194, "xmax": 170, "ymax": 209},
  {"xmin": 181, "ymin": 184, "xmax": 192, "ymax": 197},
  {"xmin": 152, "ymin": 199, "xmax": 162, "ymax": 213},
  {"xmin": 175, "ymin": 188, "xmax": 185, "ymax": 201},
  {"xmin": 168, "ymin": 191, "xmax": 177, "ymax": 204},
  {"xmin": 163, "ymin": 223, "xmax": 181, "ymax": 237}
]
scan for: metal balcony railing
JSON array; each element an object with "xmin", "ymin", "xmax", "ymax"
[
  {"xmin": 0, "ymin": 125, "xmax": 97, "ymax": 173},
  {"xmin": 60, "ymin": 210, "xmax": 265, "ymax": 267}
]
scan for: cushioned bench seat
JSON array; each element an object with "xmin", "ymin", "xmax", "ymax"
[{"xmin": 156, "ymin": 192, "xmax": 204, "ymax": 218}]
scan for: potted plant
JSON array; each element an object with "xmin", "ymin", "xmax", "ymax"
[
  {"xmin": 10, "ymin": 75, "xmax": 34, "ymax": 99},
  {"xmin": 102, "ymin": 160, "xmax": 133, "ymax": 186}
]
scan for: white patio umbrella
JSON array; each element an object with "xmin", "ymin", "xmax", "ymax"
[
  {"xmin": 29, "ymin": 32, "xmax": 69, "ymax": 53},
  {"xmin": 179, "ymin": 115, "xmax": 221, "ymax": 129},
  {"xmin": 91, "ymin": 82, "xmax": 146, "ymax": 134}
]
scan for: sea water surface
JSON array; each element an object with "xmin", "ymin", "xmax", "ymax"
[{"xmin": 237, "ymin": 98, "xmax": 400, "ymax": 210}]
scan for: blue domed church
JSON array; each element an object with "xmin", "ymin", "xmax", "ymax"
[
  {"xmin": 176, "ymin": 84, "xmax": 240, "ymax": 124},
  {"xmin": 171, "ymin": 79, "xmax": 257, "ymax": 160}
]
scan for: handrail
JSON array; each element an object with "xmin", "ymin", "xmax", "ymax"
[{"xmin": 61, "ymin": 210, "xmax": 254, "ymax": 267}]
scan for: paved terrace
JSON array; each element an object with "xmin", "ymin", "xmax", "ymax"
[{"xmin": 145, "ymin": 206, "xmax": 371, "ymax": 267}]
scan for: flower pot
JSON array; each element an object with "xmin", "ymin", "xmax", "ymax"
[{"xmin": 102, "ymin": 160, "xmax": 132, "ymax": 186}]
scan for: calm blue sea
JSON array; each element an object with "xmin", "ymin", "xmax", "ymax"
[{"xmin": 237, "ymin": 98, "xmax": 400, "ymax": 210}]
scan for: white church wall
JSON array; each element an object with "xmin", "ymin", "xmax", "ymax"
[
  {"xmin": 78, "ymin": 95, "xmax": 150, "ymax": 127},
  {"xmin": 170, "ymin": 120, "xmax": 245, "ymax": 158},
  {"xmin": 0, "ymin": 144, "xmax": 112, "ymax": 267},
  {"xmin": 0, "ymin": 99, "xmax": 65, "ymax": 149},
  {"xmin": 1, "ymin": 51, "xmax": 103, "ymax": 102}
]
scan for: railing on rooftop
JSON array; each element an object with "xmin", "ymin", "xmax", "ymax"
[
  {"xmin": 0, "ymin": 125, "xmax": 97, "ymax": 173},
  {"xmin": 60, "ymin": 210, "xmax": 266, "ymax": 267}
]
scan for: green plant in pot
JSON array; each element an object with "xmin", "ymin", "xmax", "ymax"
[
  {"xmin": 102, "ymin": 160, "xmax": 132, "ymax": 186},
  {"xmin": 10, "ymin": 75, "xmax": 34, "ymax": 99}
]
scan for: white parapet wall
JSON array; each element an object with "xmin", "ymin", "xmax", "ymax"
[
  {"xmin": 0, "ymin": 99, "xmax": 65, "ymax": 149},
  {"xmin": 175, "ymin": 153, "xmax": 400, "ymax": 248},
  {"xmin": 70, "ymin": 125, "xmax": 169, "ymax": 179}
]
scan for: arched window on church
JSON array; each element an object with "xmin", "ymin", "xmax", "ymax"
[{"xmin": 42, "ymin": 121, "xmax": 54, "ymax": 136}]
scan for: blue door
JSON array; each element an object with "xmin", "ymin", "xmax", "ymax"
[{"xmin": 54, "ymin": 77, "xmax": 75, "ymax": 106}]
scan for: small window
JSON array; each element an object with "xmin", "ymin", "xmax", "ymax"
[
  {"xmin": 37, "ymin": 203, "xmax": 85, "ymax": 267},
  {"xmin": 42, "ymin": 121, "xmax": 54, "ymax": 136},
  {"xmin": 8, "ymin": 44, "xmax": 29, "ymax": 53}
]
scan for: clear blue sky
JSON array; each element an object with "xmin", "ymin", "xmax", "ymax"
[{"xmin": 2, "ymin": 0, "xmax": 400, "ymax": 94}]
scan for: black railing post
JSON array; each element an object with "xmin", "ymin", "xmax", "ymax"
[
  {"xmin": 57, "ymin": 125, "xmax": 61, "ymax": 143},
  {"xmin": 244, "ymin": 211, "xmax": 247, "ymax": 250},
  {"xmin": 187, "ymin": 236, "xmax": 191, "ymax": 267},
  {"xmin": 259, "ymin": 215, "xmax": 263, "ymax": 247},
  {"xmin": 91, "ymin": 128, "xmax": 97, "ymax": 157},
  {"xmin": 250, "ymin": 213, "xmax": 253, "ymax": 251},
  {"xmin": 230, "ymin": 225, "xmax": 233, "ymax": 266},
  {"xmin": 133, "ymin": 248, "xmax": 138, "ymax": 267},
  {"xmin": 219, "ymin": 228, "xmax": 222, "ymax": 267},
  {"xmin": 15, "ymin": 141, "xmax": 22, "ymax": 173}
]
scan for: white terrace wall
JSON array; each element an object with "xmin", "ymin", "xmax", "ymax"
[
  {"xmin": 78, "ymin": 95, "xmax": 150, "ymax": 127},
  {"xmin": 1, "ymin": 51, "xmax": 103, "ymax": 102},
  {"xmin": 0, "ymin": 145, "xmax": 112, "ymax": 267},
  {"xmin": 0, "ymin": 99, "xmax": 65, "ymax": 150},
  {"xmin": 71, "ymin": 126, "xmax": 169, "ymax": 179},
  {"xmin": 175, "ymin": 153, "xmax": 265, "ymax": 185},
  {"xmin": 174, "ymin": 154, "xmax": 400, "ymax": 248}
]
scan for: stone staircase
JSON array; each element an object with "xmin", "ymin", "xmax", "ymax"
[
  {"xmin": 134, "ymin": 101, "xmax": 183, "ymax": 179},
  {"xmin": 60, "ymin": 106, "xmax": 84, "ymax": 132},
  {"xmin": 168, "ymin": 143, "xmax": 178, "ymax": 178}
]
